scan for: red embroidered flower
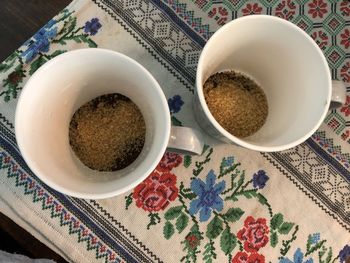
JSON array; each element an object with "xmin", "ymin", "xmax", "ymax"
[
  {"xmin": 208, "ymin": 6, "xmax": 228, "ymax": 25},
  {"xmin": 232, "ymin": 252, "xmax": 265, "ymax": 263},
  {"xmin": 308, "ymin": 0, "xmax": 328, "ymax": 18},
  {"xmin": 185, "ymin": 234, "xmax": 200, "ymax": 249},
  {"xmin": 341, "ymin": 96, "xmax": 350, "ymax": 117},
  {"xmin": 157, "ymin": 152, "xmax": 182, "ymax": 172},
  {"xmin": 8, "ymin": 71, "xmax": 24, "ymax": 85},
  {"xmin": 341, "ymin": 62, "xmax": 350, "ymax": 83},
  {"xmin": 340, "ymin": 28, "xmax": 350, "ymax": 49},
  {"xmin": 133, "ymin": 170, "xmax": 178, "ymax": 212},
  {"xmin": 248, "ymin": 253, "xmax": 265, "ymax": 263},
  {"xmin": 242, "ymin": 3, "xmax": 263, "ymax": 16},
  {"xmin": 237, "ymin": 216, "xmax": 269, "ymax": 252},
  {"xmin": 274, "ymin": 0, "xmax": 296, "ymax": 21},
  {"xmin": 232, "ymin": 252, "xmax": 249, "ymax": 263},
  {"xmin": 340, "ymin": 0, "xmax": 350, "ymax": 16},
  {"xmin": 311, "ymin": 30, "xmax": 328, "ymax": 50}
]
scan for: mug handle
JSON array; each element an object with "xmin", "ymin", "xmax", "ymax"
[
  {"xmin": 167, "ymin": 126, "xmax": 204, "ymax": 155},
  {"xmin": 330, "ymin": 80, "xmax": 347, "ymax": 109}
]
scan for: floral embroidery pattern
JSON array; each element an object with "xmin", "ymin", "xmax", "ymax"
[
  {"xmin": 168, "ymin": 94, "xmax": 185, "ymax": 126},
  {"xmin": 0, "ymin": 10, "xmax": 102, "ymax": 102},
  {"xmin": 340, "ymin": 0, "xmax": 350, "ymax": 16},
  {"xmin": 242, "ymin": 3, "xmax": 263, "ymax": 16},
  {"xmin": 252, "ymin": 170, "xmax": 269, "ymax": 189},
  {"xmin": 340, "ymin": 28, "xmax": 350, "ymax": 49},
  {"xmin": 125, "ymin": 148, "xmax": 349, "ymax": 262},
  {"xmin": 21, "ymin": 19, "xmax": 58, "ymax": 63},
  {"xmin": 340, "ymin": 96, "xmax": 350, "ymax": 117},
  {"xmin": 308, "ymin": 0, "xmax": 328, "ymax": 19},
  {"xmin": 133, "ymin": 169, "xmax": 179, "ymax": 212},
  {"xmin": 339, "ymin": 245, "xmax": 350, "ymax": 263},
  {"xmin": 274, "ymin": 0, "xmax": 297, "ymax": 21},
  {"xmin": 84, "ymin": 18, "xmax": 102, "ymax": 35},
  {"xmin": 126, "ymin": 149, "xmax": 302, "ymax": 262},
  {"xmin": 208, "ymin": 6, "xmax": 228, "ymax": 25},
  {"xmin": 158, "ymin": 152, "xmax": 183, "ymax": 171},
  {"xmin": 232, "ymin": 251, "xmax": 265, "ymax": 263},
  {"xmin": 168, "ymin": 94, "xmax": 184, "ymax": 114},
  {"xmin": 237, "ymin": 216, "xmax": 269, "ymax": 253},
  {"xmin": 311, "ymin": 30, "xmax": 329, "ymax": 50},
  {"xmin": 280, "ymin": 248, "xmax": 313, "ymax": 263},
  {"xmin": 340, "ymin": 62, "xmax": 350, "ymax": 82},
  {"xmin": 189, "ymin": 170, "xmax": 225, "ymax": 222}
]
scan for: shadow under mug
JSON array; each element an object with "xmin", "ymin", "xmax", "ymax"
[
  {"xmin": 194, "ymin": 15, "xmax": 346, "ymax": 152},
  {"xmin": 15, "ymin": 49, "xmax": 203, "ymax": 199}
]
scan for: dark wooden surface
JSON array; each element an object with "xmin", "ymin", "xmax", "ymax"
[
  {"xmin": 0, "ymin": 1, "xmax": 71, "ymax": 262},
  {"xmin": 0, "ymin": 0, "xmax": 71, "ymax": 61}
]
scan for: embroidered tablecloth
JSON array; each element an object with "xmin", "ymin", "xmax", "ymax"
[{"xmin": 0, "ymin": 0, "xmax": 349, "ymax": 262}]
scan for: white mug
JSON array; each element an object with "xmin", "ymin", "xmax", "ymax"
[
  {"xmin": 194, "ymin": 15, "xmax": 346, "ymax": 152},
  {"xmin": 15, "ymin": 48, "xmax": 203, "ymax": 199}
]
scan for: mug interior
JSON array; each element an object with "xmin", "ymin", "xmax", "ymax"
[
  {"xmin": 15, "ymin": 49, "xmax": 170, "ymax": 198},
  {"xmin": 197, "ymin": 15, "xmax": 331, "ymax": 151}
]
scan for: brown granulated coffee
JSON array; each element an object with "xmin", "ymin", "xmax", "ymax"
[
  {"xmin": 69, "ymin": 93, "xmax": 146, "ymax": 171},
  {"xmin": 203, "ymin": 71, "xmax": 268, "ymax": 138}
]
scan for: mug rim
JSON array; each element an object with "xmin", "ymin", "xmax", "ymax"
[
  {"xmin": 15, "ymin": 48, "xmax": 171, "ymax": 199},
  {"xmin": 196, "ymin": 15, "xmax": 332, "ymax": 152}
]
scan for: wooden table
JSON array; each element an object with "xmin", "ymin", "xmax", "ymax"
[{"xmin": 0, "ymin": 1, "xmax": 71, "ymax": 261}]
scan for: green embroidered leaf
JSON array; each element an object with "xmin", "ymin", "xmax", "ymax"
[
  {"xmin": 270, "ymin": 231, "xmax": 278, "ymax": 247},
  {"xmin": 65, "ymin": 16, "xmax": 77, "ymax": 34},
  {"xmin": 224, "ymin": 208, "xmax": 244, "ymax": 222},
  {"xmin": 29, "ymin": 56, "xmax": 48, "ymax": 75},
  {"xmin": 318, "ymin": 247, "xmax": 326, "ymax": 262},
  {"xmin": 0, "ymin": 62, "xmax": 13, "ymax": 72},
  {"xmin": 206, "ymin": 216, "xmax": 223, "ymax": 239},
  {"xmin": 147, "ymin": 213, "xmax": 161, "ymax": 229},
  {"xmin": 176, "ymin": 213, "xmax": 189, "ymax": 233},
  {"xmin": 163, "ymin": 221, "xmax": 175, "ymax": 239},
  {"xmin": 280, "ymin": 225, "xmax": 299, "ymax": 256},
  {"xmin": 278, "ymin": 222, "xmax": 294, "ymax": 235},
  {"xmin": 203, "ymin": 241, "xmax": 216, "ymax": 263},
  {"xmin": 164, "ymin": 206, "xmax": 183, "ymax": 220},
  {"xmin": 256, "ymin": 193, "xmax": 268, "ymax": 205},
  {"xmin": 181, "ymin": 192, "xmax": 196, "ymax": 200},
  {"xmin": 270, "ymin": 213, "xmax": 284, "ymax": 230},
  {"xmin": 242, "ymin": 189, "xmax": 257, "ymax": 199},
  {"xmin": 184, "ymin": 155, "xmax": 192, "ymax": 168},
  {"xmin": 50, "ymin": 50, "xmax": 66, "ymax": 58},
  {"xmin": 220, "ymin": 228, "xmax": 236, "ymax": 255},
  {"xmin": 85, "ymin": 37, "xmax": 98, "ymax": 48},
  {"xmin": 305, "ymin": 240, "xmax": 326, "ymax": 257},
  {"xmin": 171, "ymin": 115, "xmax": 182, "ymax": 126},
  {"xmin": 180, "ymin": 183, "xmax": 196, "ymax": 200},
  {"xmin": 124, "ymin": 193, "xmax": 133, "ymax": 210},
  {"xmin": 325, "ymin": 247, "xmax": 332, "ymax": 263}
]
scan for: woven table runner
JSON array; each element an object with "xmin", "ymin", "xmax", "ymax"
[{"xmin": 0, "ymin": 0, "xmax": 349, "ymax": 262}]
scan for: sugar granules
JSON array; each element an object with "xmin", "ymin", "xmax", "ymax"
[
  {"xmin": 69, "ymin": 93, "xmax": 146, "ymax": 171},
  {"xmin": 203, "ymin": 71, "xmax": 268, "ymax": 138}
]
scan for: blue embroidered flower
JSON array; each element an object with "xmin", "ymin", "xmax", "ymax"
[
  {"xmin": 223, "ymin": 157, "xmax": 234, "ymax": 167},
  {"xmin": 279, "ymin": 248, "xmax": 314, "ymax": 263},
  {"xmin": 309, "ymin": 233, "xmax": 320, "ymax": 244},
  {"xmin": 168, "ymin": 95, "xmax": 184, "ymax": 114},
  {"xmin": 84, "ymin": 18, "xmax": 102, "ymax": 35},
  {"xmin": 21, "ymin": 19, "xmax": 57, "ymax": 63},
  {"xmin": 189, "ymin": 170, "xmax": 225, "ymax": 222},
  {"xmin": 253, "ymin": 170, "xmax": 269, "ymax": 189},
  {"xmin": 339, "ymin": 245, "xmax": 350, "ymax": 263}
]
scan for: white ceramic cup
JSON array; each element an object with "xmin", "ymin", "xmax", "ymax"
[
  {"xmin": 194, "ymin": 15, "xmax": 346, "ymax": 152},
  {"xmin": 15, "ymin": 48, "xmax": 203, "ymax": 199}
]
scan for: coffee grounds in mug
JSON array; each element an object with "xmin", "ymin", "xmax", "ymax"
[
  {"xmin": 69, "ymin": 93, "xmax": 146, "ymax": 171},
  {"xmin": 203, "ymin": 71, "xmax": 268, "ymax": 138}
]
